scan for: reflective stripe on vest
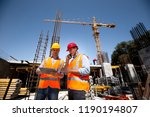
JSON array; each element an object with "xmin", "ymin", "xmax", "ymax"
[
  {"xmin": 67, "ymin": 77, "xmax": 88, "ymax": 83},
  {"xmin": 67, "ymin": 54, "xmax": 90, "ymax": 91},
  {"xmin": 38, "ymin": 57, "xmax": 63, "ymax": 89},
  {"xmin": 40, "ymin": 77, "xmax": 59, "ymax": 81}
]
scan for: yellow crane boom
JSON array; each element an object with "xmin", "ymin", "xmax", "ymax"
[{"xmin": 44, "ymin": 17, "xmax": 115, "ymax": 64}]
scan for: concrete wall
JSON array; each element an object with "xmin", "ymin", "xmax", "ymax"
[{"xmin": 0, "ymin": 58, "xmax": 10, "ymax": 78}]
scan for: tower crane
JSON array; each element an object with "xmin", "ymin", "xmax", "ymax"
[{"xmin": 44, "ymin": 17, "xmax": 115, "ymax": 64}]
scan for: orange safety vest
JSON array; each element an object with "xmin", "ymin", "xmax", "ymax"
[
  {"xmin": 67, "ymin": 54, "xmax": 90, "ymax": 91},
  {"xmin": 38, "ymin": 57, "xmax": 63, "ymax": 89}
]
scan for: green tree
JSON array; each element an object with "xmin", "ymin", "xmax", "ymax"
[
  {"xmin": 111, "ymin": 40, "xmax": 142, "ymax": 65},
  {"xmin": 111, "ymin": 41, "xmax": 132, "ymax": 65}
]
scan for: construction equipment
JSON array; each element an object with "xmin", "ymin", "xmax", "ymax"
[
  {"xmin": 112, "ymin": 65, "xmax": 125, "ymax": 86},
  {"xmin": 89, "ymin": 64, "xmax": 131, "ymax": 99},
  {"xmin": 44, "ymin": 17, "xmax": 115, "ymax": 64},
  {"xmin": 93, "ymin": 85, "xmax": 111, "ymax": 97}
]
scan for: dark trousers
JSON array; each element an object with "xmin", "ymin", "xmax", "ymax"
[
  {"xmin": 68, "ymin": 89, "xmax": 86, "ymax": 100},
  {"xmin": 35, "ymin": 86, "xmax": 59, "ymax": 100}
]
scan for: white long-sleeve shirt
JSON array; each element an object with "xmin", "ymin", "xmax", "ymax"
[{"xmin": 69, "ymin": 54, "xmax": 90, "ymax": 76}]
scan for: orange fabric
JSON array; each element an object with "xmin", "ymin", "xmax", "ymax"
[
  {"xmin": 38, "ymin": 57, "xmax": 63, "ymax": 89},
  {"xmin": 67, "ymin": 54, "xmax": 89, "ymax": 91}
]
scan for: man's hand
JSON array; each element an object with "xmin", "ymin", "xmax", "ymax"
[
  {"xmin": 56, "ymin": 72, "xmax": 64, "ymax": 79},
  {"xmin": 66, "ymin": 54, "xmax": 72, "ymax": 64},
  {"xmin": 63, "ymin": 54, "xmax": 72, "ymax": 74},
  {"xmin": 67, "ymin": 69, "xmax": 80, "ymax": 75},
  {"xmin": 36, "ymin": 68, "xmax": 42, "ymax": 74}
]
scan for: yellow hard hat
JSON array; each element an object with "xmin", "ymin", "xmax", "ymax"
[{"xmin": 51, "ymin": 43, "xmax": 60, "ymax": 49}]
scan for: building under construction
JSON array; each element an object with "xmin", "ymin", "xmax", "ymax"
[{"xmin": 0, "ymin": 12, "xmax": 150, "ymax": 100}]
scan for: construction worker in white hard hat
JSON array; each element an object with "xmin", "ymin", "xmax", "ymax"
[{"xmin": 35, "ymin": 43, "xmax": 64, "ymax": 100}]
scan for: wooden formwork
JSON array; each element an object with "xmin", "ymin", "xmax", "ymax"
[{"xmin": 0, "ymin": 78, "xmax": 22, "ymax": 99}]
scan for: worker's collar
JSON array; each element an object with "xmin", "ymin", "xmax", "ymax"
[
  {"xmin": 51, "ymin": 56, "xmax": 59, "ymax": 60},
  {"xmin": 72, "ymin": 52, "xmax": 79, "ymax": 59}
]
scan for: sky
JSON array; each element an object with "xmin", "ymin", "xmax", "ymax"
[{"xmin": 0, "ymin": 0, "xmax": 150, "ymax": 64}]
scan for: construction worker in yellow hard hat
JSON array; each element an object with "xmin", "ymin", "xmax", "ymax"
[{"xmin": 35, "ymin": 42, "xmax": 64, "ymax": 100}]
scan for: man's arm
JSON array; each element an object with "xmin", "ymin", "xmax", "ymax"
[
  {"xmin": 68, "ymin": 55, "xmax": 90, "ymax": 75},
  {"xmin": 78, "ymin": 55, "xmax": 90, "ymax": 75},
  {"xmin": 36, "ymin": 60, "xmax": 44, "ymax": 75}
]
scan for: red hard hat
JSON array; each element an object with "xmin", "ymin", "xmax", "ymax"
[
  {"xmin": 67, "ymin": 42, "xmax": 78, "ymax": 51},
  {"xmin": 93, "ymin": 58, "xmax": 97, "ymax": 61}
]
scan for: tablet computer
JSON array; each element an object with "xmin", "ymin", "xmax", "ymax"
[{"xmin": 39, "ymin": 68, "xmax": 57, "ymax": 74}]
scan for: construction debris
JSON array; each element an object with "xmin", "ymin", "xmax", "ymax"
[{"xmin": 104, "ymin": 94, "xmax": 129, "ymax": 100}]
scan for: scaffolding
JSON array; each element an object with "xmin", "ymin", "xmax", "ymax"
[
  {"xmin": 49, "ymin": 11, "xmax": 62, "ymax": 56},
  {"xmin": 26, "ymin": 31, "xmax": 49, "ymax": 99}
]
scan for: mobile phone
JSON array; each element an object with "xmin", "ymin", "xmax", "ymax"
[{"xmin": 68, "ymin": 54, "xmax": 72, "ymax": 59}]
